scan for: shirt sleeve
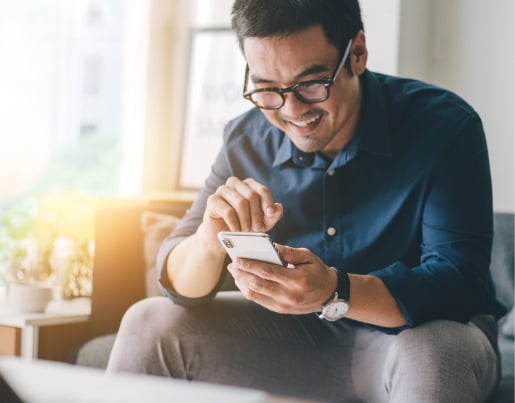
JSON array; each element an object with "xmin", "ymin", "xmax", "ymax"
[
  {"xmin": 155, "ymin": 124, "xmax": 237, "ymax": 306},
  {"xmin": 371, "ymin": 113, "xmax": 506, "ymax": 329}
]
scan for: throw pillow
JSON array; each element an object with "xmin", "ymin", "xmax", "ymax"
[{"xmin": 141, "ymin": 211, "xmax": 181, "ymax": 297}]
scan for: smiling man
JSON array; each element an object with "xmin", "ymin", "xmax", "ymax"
[
  {"xmin": 243, "ymin": 29, "xmax": 360, "ymax": 159},
  {"xmin": 107, "ymin": 1, "xmax": 506, "ymax": 402}
]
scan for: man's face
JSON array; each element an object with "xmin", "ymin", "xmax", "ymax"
[{"xmin": 243, "ymin": 25, "xmax": 367, "ymax": 159}]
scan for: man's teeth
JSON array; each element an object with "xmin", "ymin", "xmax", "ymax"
[{"xmin": 289, "ymin": 114, "xmax": 321, "ymax": 127}]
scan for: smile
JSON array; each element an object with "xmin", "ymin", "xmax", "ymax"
[{"xmin": 288, "ymin": 114, "xmax": 322, "ymax": 128}]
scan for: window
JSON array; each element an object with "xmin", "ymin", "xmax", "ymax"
[{"xmin": 0, "ymin": 0, "xmax": 151, "ymax": 291}]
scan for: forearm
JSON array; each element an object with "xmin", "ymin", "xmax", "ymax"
[
  {"xmin": 166, "ymin": 227, "xmax": 227, "ymax": 298},
  {"xmin": 345, "ymin": 273, "xmax": 407, "ymax": 328}
]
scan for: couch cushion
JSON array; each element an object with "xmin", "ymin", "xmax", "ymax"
[
  {"xmin": 74, "ymin": 334, "xmax": 117, "ymax": 369},
  {"xmin": 141, "ymin": 211, "xmax": 181, "ymax": 297},
  {"xmin": 501, "ymin": 308, "xmax": 514, "ymax": 338}
]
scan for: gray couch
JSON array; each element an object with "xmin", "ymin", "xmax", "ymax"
[{"xmin": 73, "ymin": 201, "xmax": 514, "ymax": 402}]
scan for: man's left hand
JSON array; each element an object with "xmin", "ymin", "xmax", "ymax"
[{"xmin": 227, "ymin": 244, "xmax": 337, "ymax": 314}]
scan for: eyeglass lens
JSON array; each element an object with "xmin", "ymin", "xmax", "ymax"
[{"xmin": 250, "ymin": 82, "xmax": 328, "ymax": 109}]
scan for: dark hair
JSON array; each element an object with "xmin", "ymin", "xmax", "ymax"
[{"xmin": 231, "ymin": 0, "xmax": 363, "ymax": 56}]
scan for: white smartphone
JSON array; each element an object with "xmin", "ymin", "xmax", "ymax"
[{"xmin": 217, "ymin": 231, "xmax": 287, "ymax": 267}]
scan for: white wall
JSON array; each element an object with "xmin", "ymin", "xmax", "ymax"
[
  {"xmin": 399, "ymin": 0, "xmax": 514, "ymax": 213},
  {"xmin": 360, "ymin": 0, "xmax": 401, "ymax": 75}
]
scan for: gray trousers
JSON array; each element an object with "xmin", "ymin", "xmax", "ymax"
[{"xmin": 106, "ymin": 292, "xmax": 499, "ymax": 403}]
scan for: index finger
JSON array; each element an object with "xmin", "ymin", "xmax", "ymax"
[{"xmin": 243, "ymin": 178, "xmax": 276, "ymax": 212}]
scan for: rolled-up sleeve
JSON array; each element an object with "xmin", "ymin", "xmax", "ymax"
[
  {"xmin": 155, "ymin": 121, "xmax": 238, "ymax": 306},
  {"xmin": 371, "ymin": 114, "xmax": 506, "ymax": 328}
]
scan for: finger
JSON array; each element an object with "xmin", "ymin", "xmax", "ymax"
[
  {"xmin": 230, "ymin": 179, "xmax": 265, "ymax": 232},
  {"xmin": 230, "ymin": 258, "xmax": 297, "ymax": 296},
  {"xmin": 228, "ymin": 259, "xmax": 312, "ymax": 314},
  {"xmin": 246, "ymin": 287, "xmax": 291, "ymax": 314},
  {"xmin": 274, "ymin": 244, "xmax": 313, "ymax": 266},
  {"xmin": 243, "ymin": 178, "xmax": 275, "ymax": 211},
  {"xmin": 211, "ymin": 178, "xmax": 267, "ymax": 231},
  {"xmin": 263, "ymin": 202, "xmax": 283, "ymax": 231},
  {"xmin": 243, "ymin": 179, "xmax": 283, "ymax": 231},
  {"xmin": 205, "ymin": 191, "xmax": 242, "ymax": 231},
  {"xmin": 231, "ymin": 270, "xmax": 296, "ymax": 314},
  {"xmin": 228, "ymin": 262, "xmax": 285, "ymax": 305}
]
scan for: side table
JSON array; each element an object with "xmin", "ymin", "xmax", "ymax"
[{"xmin": 0, "ymin": 288, "xmax": 91, "ymax": 360}]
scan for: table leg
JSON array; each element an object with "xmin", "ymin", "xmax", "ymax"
[{"xmin": 20, "ymin": 325, "xmax": 39, "ymax": 360}]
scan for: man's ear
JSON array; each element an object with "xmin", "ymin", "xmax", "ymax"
[{"xmin": 350, "ymin": 30, "xmax": 367, "ymax": 75}]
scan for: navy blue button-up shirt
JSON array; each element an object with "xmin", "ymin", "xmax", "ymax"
[{"xmin": 157, "ymin": 70, "xmax": 506, "ymax": 332}]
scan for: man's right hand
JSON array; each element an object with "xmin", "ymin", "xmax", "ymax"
[
  {"xmin": 198, "ymin": 177, "xmax": 284, "ymax": 249},
  {"xmin": 166, "ymin": 176, "xmax": 283, "ymax": 299}
]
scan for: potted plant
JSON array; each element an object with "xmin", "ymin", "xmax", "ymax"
[{"xmin": 1, "ymin": 191, "xmax": 95, "ymax": 302}]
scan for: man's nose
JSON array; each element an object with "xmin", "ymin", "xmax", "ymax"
[{"xmin": 279, "ymin": 92, "xmax": 312, "ymax": 117}]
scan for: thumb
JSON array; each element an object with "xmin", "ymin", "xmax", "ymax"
[{"xmin": 274, "ymin": 244, "xmax": 313, "ymax": 266}]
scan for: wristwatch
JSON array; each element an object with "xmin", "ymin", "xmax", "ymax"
[{"xmin": 318, "ymin": 267, "xmax": 350, "ymax": 321}]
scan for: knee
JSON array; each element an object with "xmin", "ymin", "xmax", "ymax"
[
  {"xmin": 107, "ymin": 297, "xmax": 186, "ymax": 375},
  {"xmin": 384, "ymin": 320, "xmax": 497, "ymax": 402},
  {"xmin": 117, "ymin": 296, "xmax": 184, "ymax": 338},
  {"xmin": 389, "ymin": 320, "xmax": 468, "ymax": 369},
  {"xmin": 389, "ymin": 321, "xmax": 470, "ymax": 376}
]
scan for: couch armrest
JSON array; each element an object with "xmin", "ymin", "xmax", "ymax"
[
  {"xmin": 88, "ymin": 198, "xmax": 192, "ymax": 339},
  {"xmin": 491, "ymin": 212, "xmax": 514, "ymax": 311}
]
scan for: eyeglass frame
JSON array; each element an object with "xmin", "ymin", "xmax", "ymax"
[{"xmin": 242, "ymin": 39, "xmax": 352, "ymax": 110}]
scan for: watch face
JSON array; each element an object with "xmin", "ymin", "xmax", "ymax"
[{"xmin": 322, "ymin": 300, "xmax": 349, "ymax": 321}]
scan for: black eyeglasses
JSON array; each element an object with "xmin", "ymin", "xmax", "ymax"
[{"xmin": 242, "ymin": 39, "xmax": 352, "ymax": 110}]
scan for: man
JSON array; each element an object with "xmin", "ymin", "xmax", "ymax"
[{"xmin": 107, "ymin": 1, "xmax": 506, "ymax": 402}]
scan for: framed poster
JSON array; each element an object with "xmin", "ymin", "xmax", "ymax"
[{"xmin": 178, "ymin": 28, "xmax": 251, "ymax": 189}]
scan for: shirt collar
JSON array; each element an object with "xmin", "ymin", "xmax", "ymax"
[
  {"xmin": 273, "ymin": 136, "xmax": 294, "ymax": 167},
  {"xmin": 272, "ymin": 70, "xmax": 391, "ymax": 168},
  {"xmin": 272, "ymin": 139, "xmax": 328, "ymax": 168}
]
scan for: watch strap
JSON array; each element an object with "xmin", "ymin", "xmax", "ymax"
[{"xmin": 331, "ymin": 267, "xmax": 350, "ymax": 301}]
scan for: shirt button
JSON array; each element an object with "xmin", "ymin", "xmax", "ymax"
[
  {"xmin": 326, "ymin": 227, "xmax": 336, "ymax": 236},
  {"xmin": 328, "ymin": 169, "xmax": 335, "ymax": 176}
]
